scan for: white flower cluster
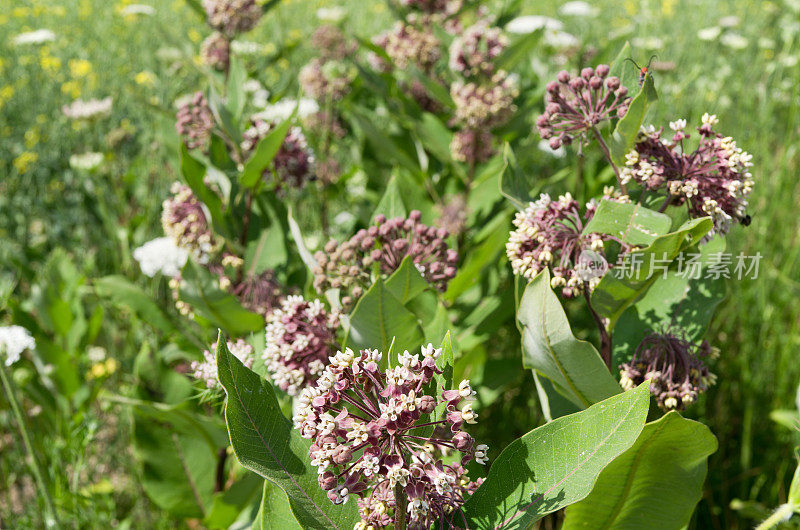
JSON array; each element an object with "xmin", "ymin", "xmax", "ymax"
[
  {"xmin": 62, "ymin": 97, "xmax": 113, "ymax": 120},
  {"xmin": 12, "ymin": 29, "xmax": 56, "ymax": 46},
  {"xmin": 0, "ymin": 326, "xmax": 36, "ymax": 366},
  {"xmin": 69, "ymin": 152, "xmax": 104, "ymax": 171},
  {"xmin": 133, "ymin": 237, "xmax": 189, "ymax": 278},
  {"xmin": 191, "ymin": 339, "xmax": 254, "ymax": 389},
  {"xmin": 252, "ymin": 98, "xmax": 319, "ymax": 121}
]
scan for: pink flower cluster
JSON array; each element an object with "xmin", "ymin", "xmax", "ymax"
[
  {"xmin": 191, "ymin": 339, "xmax": 254, "ymax": 390},
  {"xmin": 536, "ymin": 64, "xmax": 630, "ymax": 149},
  {"xmin": 263, "ymin": 296, "xmax": 339, "ymax": 396},
  {"xmin": 241, "ymin": 119, "xmax": 315, "ymax": 191},
  {"xmin": 506, "ymin": 192, "xmax": 625, "ymax": 297},
  {"xmin": 292, "ymin": 345, "xmax": 487, "ymax": 529},
  {"xmin": 620, "ymin": 114, "xmax": 754, "ymax": 237},
  {"xmin": 371, "ymin": 19, "xmax": 442, "ymax": 73},
  {"xmin": 175, "ymin": 92, "xmax": 214, "ymax": 151},
  {"xmin": 200, "ymin": 32, "xmax": 230, "ymax": 72},
  {"xmin": 313, "ymin": 211, "xmax": 459, "ymax": 309},
  {"xmin": 299, "ymin": 59, "xmax": 353, "ymax": 102},
  {"xmin": 161, "ymin": 182, "xmax": 218, "ymax": 263},
  {"xmin": 448, "ymin": 19, "xmax": 508, "ymax": 77},
  {"xmin": 620, "ymin": 332, "xmax": 717, "ymax": 410},
  {"xmin": 202, "ymin": 0, "xmax": 262, "ymax": 36}
]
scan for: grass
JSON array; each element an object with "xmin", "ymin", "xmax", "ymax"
[{"xmin": 1, "ymin": 0, "xmax": 799, "ymax": 527}]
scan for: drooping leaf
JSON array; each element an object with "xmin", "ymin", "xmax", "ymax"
[
  {"xmin": 562, "ymin": 412, "xmax": 717, "ymax": 530},
  {"xmin": 217, "ymin": 337, "xmax": 360, "ymax": 529},
  {"xmin": 462, "ymin": 382, "xmax": 651, "ymax": 528},
  {"xmin": 287, "ymin": 207, "xmax": 318, "ymax": 274},
  {"xmin": 345, "ymin": 277, "xmax": 424, "ymax": 356},
  {"xmin": 93, "ymin": 275, "xmax": 178, "ymax": 335},
  {"xmin": 240, "ymin": 117, "xmax": 294, "ymax": 188},
  {"xmin": 582, "ymin": 199, "xmax": 672, "ymax": 247},
  {"xmin": 518, "ymin": 268, "xmax": 621, "ymax": 408},
  {"xmin": 590, "ymin": 217, "xmax": 713, "ymax": 328}
]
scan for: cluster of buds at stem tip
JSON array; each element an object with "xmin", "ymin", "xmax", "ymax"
[
  {"xmin": 190, "ymin": 339, "xmax": 254, "ymax": 390},
  {"xmin": 202, "ymin": 0, "xmax": 262, "ymax": 37},
  {"xmin": 537, "ymin": 64, "xmax": 630, "ymax": 149},
  {"xmin": 620, "ymin": 331, "xmax": 717, "ymax": 410},
  {"xmin": 263, "ymin": 296, "xmax": 340, "ymax": 396},
  {"xmin": 506, "ymin": 191, "xmax": 630, "ymax": 297},
  {"xmin": 241, "ymin": 119, "xmax": 315, "ymax": 191},
  {"xmin": 313, "ymin": 211, "xmax": 458, "ymax": 310},
  {"xmin": 175, "ymin": 92, "xmax": 214, "ymax": 151},
  {"xmin": 161, "ymin": 182, "xmax": 219, "ymax": 264},
  {"xmin": 621, "ymin": 114, "xmax": 754, "ymax": 238},
  {"xmin": 293, "ymin": 344, "xmax": 486, "ymax": 529}
]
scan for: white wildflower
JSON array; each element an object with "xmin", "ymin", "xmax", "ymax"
[
  {"xmin": 133, "ymin": 237, "xmax": 189, "ymax": 278},
  {"xmin": 0, "ymin": 326, "xmax": 36, "ymax": 366}
]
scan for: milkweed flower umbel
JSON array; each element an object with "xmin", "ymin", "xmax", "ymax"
[
  {"xmin": 536, "ymin": 65, "xmax": 630, "ymax": 149},
  {"xmin": 191, "ymin": 339, "xmax": 254, "ymax": 389},
  {"xmin": 313, "ymin": 211, "xmax": 458, "ymax": 308},
  {"xmin": 202, "ymin": 0, "xmax": 262, "ymax": 36},
  {"xmin": 621, "ymin": 115, "xmax": 754, "ymax": 237},
  {"xmin": 449, "ymin": 19, "xmax": 508, "ymax": 77},
  {"xmin": 263, "ymin": 296, "xmax": 339, "ymax": 396},
  {"xmin": 506, "ymin": 192, "xmax": 625, "ymax": 296},
  {"xmin": 241, "ymin": 120, "xmax": 315, "ymax": 191},
  {"xmin": 200, "ymin": 32, "xmax": 230, "ymax": 72},
  {"xmin": 293, "ymin": 345, "xmax": 486, "ymax": 529},
  {"xmin": 161, "ymin": 182, "xmax": 218, "ymax": 263},
  {"xmin": 0, "ymin": 326, "xmax": 36, "ymax": 366},
  {"xmin": 175, "ymin": 92, "xmax": 215, "ymax": 151},
  {"xmin": 620, "ymin": 332, "xmax": 717, "ymax": 410}
]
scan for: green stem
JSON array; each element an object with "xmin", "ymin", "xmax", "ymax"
[
  {"xmin": 756, "ymin": 504, "xmax": 796, "ymax": 530},
  {"xmin": 591, "ymin": 126, "xmax": 627, "ymax": 195},
  {"xmin": 0, "ymin": 360, "xmax": 60, "ymax": 528}
]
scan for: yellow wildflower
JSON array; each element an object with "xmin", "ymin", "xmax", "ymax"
[
  {"xmin": 13, "ymin": 152, "xmax": 38, "ymax": 174},
  {"xmin": 69, "ymin": 58, "xmax": 92, "ymax": 78},
  {"xmin": 134, "ymin": 70, "xmax": 156, "ymax": 86}
]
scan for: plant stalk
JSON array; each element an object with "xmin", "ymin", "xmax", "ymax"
[
  {"xmin": 583, "ymin": 288, "xmax": 612, "ymax": 369},
  {"xmin": 590, "ymin": 126, "xmax": 627, "ymax": 195},
  {"xmin": 756, "ymin": 503, "xmax": 795, "ymax": 530},
  {"xmin": 0, "ymin": 361, "xmax": 60, "ymax": 528}
]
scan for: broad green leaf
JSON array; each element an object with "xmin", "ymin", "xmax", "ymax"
[
  {"xmin": 349, "ymin": 109, "xmax": 420, "ymax": 173},
  {"xmin": 789, "ymin": 462, "xmax": 800, "ymax": 508},
  {"xmin": 499, "ymin": 143, "xmax": 531, "ymax": 210},
  {"xmin": 518, "ymin": 269, "xmax": 621, "ymax": 408},
  {"xmin": 253, "ymin": 481, "xmax": 303, "ymax": 530},
  {"xmin": 180, "ymin": 144, "xmax": 231, "ymax": 238},
  {"xmin": 345, "ymin": 277, "xmax": 424, "ymax": 356},
  {"xmin": 591, "ymin": 217, "xmax": 713, "ymax": 328},
  {"xmin": 179, "ymin": 262, "xmax": 264, "ymax": 336},
  {"xmin": 209, "ymin": 83, "xmax": 241, "ymax": 145},
  {"xmin": 612, "ymin": 236, "xmax": 726, "ymax": 366},
  {"xmin": 563, "ymin": 411, "xmax": 717, "ymax": 529},
  {"xmin": 533, "ymin": 371, "xmax": 580, "ymax": 422},
  {"xmin": 415, "ymin": 112, "xmax": 455, "ymax": 163},
  {"xmin": 241, "ymin": 117, "xmax": 293, "ymax": 188},
  {"xmin": 609, "ymin": 73, "xmax": 656, "ymax": 167},
  {"xmin": 217, "ymin": 338, "xmax": 359, "ymax": 529},
  {"xmin": 607, "ymin": 42, "xmax": 633, "ymax": 87},
  {"xmin": 445, "ymin": 212, "xmax": 509, "ymax": 302},
  {"xmin": 770, "ymin": 409, "xmax": 800, "ymax": 431},
  {"xmin": 384, "ymin": 256, "xmax": 428, "ymax": 304},
  {"xmin": 226, "ymin": 56, "xmax": 246, "ymax": 122},
  {"xmin": 496, "ymin": 28, "xmax": 543, "ymax": 71},
  {"xmin": 204, "ymin": 471, "xmax": 264, "ymax": 529},
  {"xmin": 94, "ymin": 275, "xmax": 178, "ymax": 335},
  {"xmin": 244, "ymin": 226, "xmax": 287, "ymax": 276},
  {"xmin": 582, "ymin": 199, "xmax": 672, "ymax": 247},
  {"xmin": 371, "ymin": 174, "xmax": 407, "ymax": 220},
  {"xmin": 462, "ymin": 382, "xmax": 651, "ymax": 528}
]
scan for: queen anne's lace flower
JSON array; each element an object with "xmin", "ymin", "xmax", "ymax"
[
  {"xmin": 12, "ymin": 29, "xmax": 56, "ymax": 46},
  {"xmin": 241, "ymin": 120, "xmax": 315, "ymax": 191},
  {"xmin": 176, "ymin": 92, "xmax": 214, "ymax": 151},
  {"xmin": 620, "ymin": 332, "xmax": 717, "ymax": 410},
  {"xmin": 203, "ymin": 0, "xmax": 262, "ymax": 36},
  {"xmin": 506, "ymin": 192, "xmax": 627, "ymax": 296},
  {"xmin": 620, "ymin": 115, "xmax": 754, "ymax": 237},
  {"xmin": 191, "ymin": 339, "xmax": 254, "ymax": 389},
  {"xmin": 133, "ymin": 237, "xmax": 189, "ymax": 278},
  {"xmin": 62, "ymin": 97, "xmax": 113, "ymax": 120},
  {"xmin": 293, "ymin": 344, "xmax": 485, "ymax": 529},
  {"xmin": 536, "ymin": 65, "xmax": 630, "ymax": 149},
  {"xmin": 161, "ymin": 182, "xmax": 218, "ymax": 263},
  {"xmin": 0, "ymin": 326, "xmax": 36, "ymax": 366},
  {"xmin": 263, "ymin": 296, "xmax": 339, "ymax": 396},
  {"xmin": 313, "ymin": 211, "xmax": 458, "ymax": 309}
]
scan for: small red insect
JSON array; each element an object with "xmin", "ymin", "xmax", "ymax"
[{"xmin": 625, "ymin": 55, "xmax": 658, "ymax": 86}]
